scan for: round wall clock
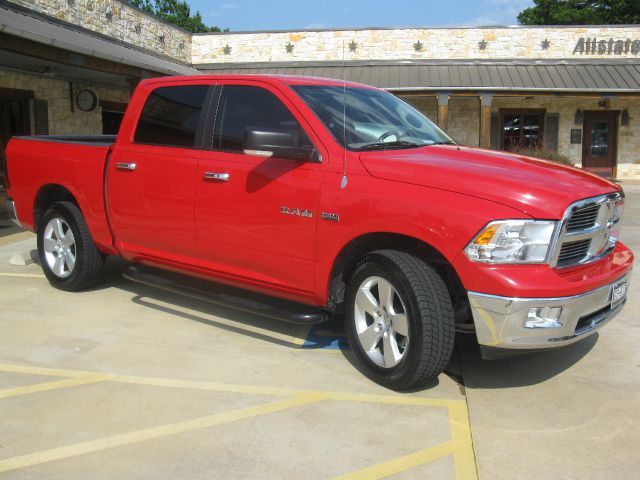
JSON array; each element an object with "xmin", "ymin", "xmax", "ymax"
[{"xmin": 76, "ymin": 89, "xmax": 98, "ymax": 112}]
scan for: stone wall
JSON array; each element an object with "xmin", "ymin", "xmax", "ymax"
[
  {"xmin": 192, "ymin": 26, "xmax": 640, "ymax": 64},
  {"xmin": 0, "ymin": 71, "xmax": 130, "ymax": 135},
  {"xmin": 9, "ymin": 0, "xmax": 191, "ymax": 63},
  {"xmin": 448, "ymin": 97, "xmax": 480, "ymax": 147}
]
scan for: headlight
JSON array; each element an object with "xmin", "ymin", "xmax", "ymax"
[{"xmin": 465, "ymin": 220, "xmax": 557, "ymax": 264}]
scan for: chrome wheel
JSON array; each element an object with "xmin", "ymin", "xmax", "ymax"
[
  {"xmin": 43, "ymin": 217, "xmax": 76, "ymax": 278},
  {"xmin": 354, "ymin": 276, "xmax": 409, "ymax": 368}
]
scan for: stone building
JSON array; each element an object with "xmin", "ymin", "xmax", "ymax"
[{"xmin": 1, "ymin": 0, "xmax": 640, "ymax": 179}]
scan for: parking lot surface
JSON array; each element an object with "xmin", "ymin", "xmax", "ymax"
[{"xmin": 1, "ymin": 184, "xmax": 639, "ymax": 479}]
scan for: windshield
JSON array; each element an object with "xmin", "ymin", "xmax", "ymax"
[{"xmin": 292, "ymin": 85, "xmax": 454, "ymax": 150}]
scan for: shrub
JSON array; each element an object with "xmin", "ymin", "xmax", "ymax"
[{"xmin": 512, "ymin": 147, "xmax": 575, "ymax": 166}]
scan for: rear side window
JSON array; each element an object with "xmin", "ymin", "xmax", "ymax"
[
  {"xmin": 213, "ymin": 85, "xmax": 311, "ymax": 153},
  {"xmin": 134, "ymin": 85, "xmax": 208, "ymax": 148}
]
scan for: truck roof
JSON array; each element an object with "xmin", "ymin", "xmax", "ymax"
[{"xmin": 139, "ymin": 74, "xmax": 376, "ymax": 90}]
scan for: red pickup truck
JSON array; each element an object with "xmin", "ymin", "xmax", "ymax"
[{"xmin": 4, "ymin": 75, "xmax": 633, "ymax": 390}]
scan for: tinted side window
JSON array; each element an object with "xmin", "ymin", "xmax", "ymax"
[
  {"xmin": 213, "ymin": 85, "xmax": 311, "ymax": 153},
  {"xmin": 134, "ymin": 85, "xmax": 208, "ymax": 148}
]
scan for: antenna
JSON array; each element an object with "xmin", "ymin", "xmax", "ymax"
[{"xmin": 340, "ymin": 40, "xmax": 348, "ymax": 189}]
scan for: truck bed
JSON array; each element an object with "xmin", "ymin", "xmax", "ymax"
[{"xmin": 6, "ymin": 135, "xmax": 116, "ymax": 253}]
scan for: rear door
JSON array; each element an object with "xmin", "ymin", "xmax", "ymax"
[
  {"xmin": 195, "ymin": 82, "xmax": 324, "ymax": 293},
  {"xmin": 107, "ymin": 83, "xmax": 213, "ymax": 265}
]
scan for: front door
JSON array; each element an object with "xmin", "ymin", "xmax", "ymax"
[
  {"xmin": 195, "ymin": 83, "xmax": 323, "ymax": 294},
  {"xmin": 583, "ymin": 111, "xmax": 618, "ymax": 178}
]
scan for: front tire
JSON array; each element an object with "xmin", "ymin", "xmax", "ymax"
[
  {"xmin": 37, "ymin": 201, "xmax": 105, "ymax": 291},
  {"xmin": 345, "ymin": 250, "xmax": 455, "ymax": 390}
]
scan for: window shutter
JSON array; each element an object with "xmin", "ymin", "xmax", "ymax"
[
  {"xmin": 544, "ymin": 113, "xmax": 559, "ymax": 151},
  {"xmin": 490, "ymin": 113, "xmax": 500, "ymax": 149},
  {"xmin": 34, "ymin": 99, "xmax": 49, "ymax": 135}
]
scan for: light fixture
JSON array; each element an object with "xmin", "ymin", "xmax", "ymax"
[
  {"xmin": 621, "ymin": 109, "xmax": 630, "ymax": 126},
  {"xmin": 575, "ymin": 109, "xmax": 583, "ymax": 124}
]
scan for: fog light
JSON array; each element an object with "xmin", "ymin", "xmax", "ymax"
[{"xmin": 525, "ymin": 307, "xmax": 563, "ymax": 329}]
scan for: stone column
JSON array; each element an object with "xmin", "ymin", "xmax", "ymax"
[
  {"xmin": 437, "ymin": 93, "xmax": 450, "ymax": 131},
  {"xmin": 479, "ymin": 93, "xmax": 493, "ymax": 148}
]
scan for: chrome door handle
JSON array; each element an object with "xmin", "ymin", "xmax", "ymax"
[
  {"xmin": 204, "ymin": 172, "xmax": 230, "ymax": 182},
  {"xmin": 115, "ymin": 162, "xmax": 137, "ymax": 171}
]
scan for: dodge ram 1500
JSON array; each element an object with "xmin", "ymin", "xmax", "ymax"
[{"xmin": 5, "ymin": 75, "xmax": 633, "ymax": 389}]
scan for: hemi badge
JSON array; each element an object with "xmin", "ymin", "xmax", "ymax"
[{"xmin": 321, "ymin": 212, "xmax": 340, "ymax": 222}]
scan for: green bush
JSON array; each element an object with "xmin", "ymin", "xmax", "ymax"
[{"xmin": 512, "ymin": 147, "xmax": 576, "ymax": 166}]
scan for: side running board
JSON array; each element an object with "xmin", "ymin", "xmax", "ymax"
[{"xmin": 123, "ymin": 265, "xmax": 329, "ymax": 325}]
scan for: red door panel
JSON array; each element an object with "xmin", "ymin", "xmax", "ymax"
[
  {"xmin": 108, "ymin": 144, "xmax": 200, "ymax": 265},
  {"xmin": 196, "ymin": 152, "xmax": 321, "ymax": 293}
]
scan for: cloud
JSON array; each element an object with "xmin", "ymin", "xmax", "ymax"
[
  {"xmin": 304, "ymin": 22, "xmax": 327, "ymax": 29},
  {"xmin": 221, "ymin": 3, "xmax": 240, "ymax": 10},
  {"xmin": 465, "ymin": 0, "xmax": 533, "ymax": 26}
]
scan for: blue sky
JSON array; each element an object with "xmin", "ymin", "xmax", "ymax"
[{"xmin": 189, "ymin": 0, "xmax": 535, "ymax": 32}]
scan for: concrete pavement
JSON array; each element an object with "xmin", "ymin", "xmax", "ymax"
[{"xmin": 0, "ymin": 184, "xmax": 638, "ymax": 479}]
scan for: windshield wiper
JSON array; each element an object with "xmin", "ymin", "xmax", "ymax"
[
  {"xmin": 426, "ymin": 141, "xmax": 457, "ymax": 146},
  {"xmin": 356, "ymin": 141, "xmax": 421, "ymax": 151}
]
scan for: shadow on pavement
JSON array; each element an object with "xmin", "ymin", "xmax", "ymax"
[
  {"xmin": 452, "ymin": 331, "xmax": 597, "ymax": 389},
  {"xmin": 28, "ymin": 253, "xmax": 597, "ymax": 391}
]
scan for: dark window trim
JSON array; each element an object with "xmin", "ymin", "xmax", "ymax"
[{"xmin": 499, "ymin": 108, "xmax": 546, "ymax": 151}]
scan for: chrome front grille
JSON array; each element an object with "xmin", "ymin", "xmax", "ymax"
[
  {"xmin": 550, "ymin": 192, "xmax": 623, "ymax": 269},
  {"xmin": 566, "ymin": 204, "xmax": 600, "ymax": 232},
  {"xmin": 557, "ymin": 239, "xmax": 591, "ymax": 267}
]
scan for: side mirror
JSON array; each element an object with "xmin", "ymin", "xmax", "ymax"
[{"xmin": 242, "ymin": 127, "xmax": 320, "ymax": 162}]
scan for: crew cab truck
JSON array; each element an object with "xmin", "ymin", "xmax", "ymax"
[{"xmin": 4, "ymin": 75, "xmax": 633, "ymax": 390}]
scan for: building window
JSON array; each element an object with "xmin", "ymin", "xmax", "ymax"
[
  {"xmin": 100, "ymin": 100, "xmax": 128, "ymax": 135},
  {"xmin": 500, "ymin": 109, "xmax": 545, "ymax": 151}
]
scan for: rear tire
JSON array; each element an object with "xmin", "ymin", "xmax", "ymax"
[
  {"xmin": 37, "ymin": 201, "xmax": 104, "ymax": 291},
  {"xmin": 345, "ymin": 250, "xmax": 454, "ymax": 390}
]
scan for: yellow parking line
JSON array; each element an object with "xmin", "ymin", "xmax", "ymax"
[
  {"xmin": 334, "ymin": 441, "xmax": 454, "ymax": 480},
  {"xmin": 448, "ymin": 402, "xmax": 478, "ymax": 480},
  {"xmin": 0, "ymin": 392, "xmax": 325, "ymax": 474},
  {"xmin": 0, "ymin": 374, "xmax": 109, "ymax": 399},
  {"xmin": 324, "ymin": 392, "xmax": 461, "ymax": 409},
  {"xmin": 113, "ymin": 374, "xmax": 301, "ymax": 397},
  {"xmin": 0, "ymin": 364, "xmax": 93, "ymax": 379},
  {"xmin": 0, "ymin": 272, "xmax": 45, "ymax": 278},
  {"xmin": 0, "ymin": 364, "xmax": 477, "ymax": 478},
  {"xmin": 0, "ymin": 364, "xmax": 463, "ymax": 407}
]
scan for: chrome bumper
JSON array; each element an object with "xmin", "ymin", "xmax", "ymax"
[
  {"xmin": 4, "ymin": 197, "xmax": 21, "ymax": 227},
  {"xmin": 468, "ymin": 276, "xmax": 629, "ymax": 349}
]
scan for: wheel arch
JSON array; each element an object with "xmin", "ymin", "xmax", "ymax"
[
  {"xmin": 33, "ymin": 184, "xmax": 80, "ymax": 230},
  {"xmin": 325, "ymin": 232, "xmax": 470, "ymax": 324}
]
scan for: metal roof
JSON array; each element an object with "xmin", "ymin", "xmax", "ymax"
[
  {"xmin": 0, "ymin": 3, "xmax": 198, "ymax": 76},
  {"xmin": 196, "ymin": 60, "xmax": 640, "ymax": 93}
]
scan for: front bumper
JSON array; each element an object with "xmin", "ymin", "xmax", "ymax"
[
  {"xmin": 468, "ymin": 275, "xmax": 629, "ymax": 350},
  {"xmin": 4, "ymin": 196, "xmax": 21, "ymax": 227}
]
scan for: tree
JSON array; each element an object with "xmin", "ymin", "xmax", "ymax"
[
  {"xmin": 125, "ymin": 0, "xmax": 226, "ymax": 33},
  {"xmin": 518, "ymin": 0, "xmax": 640, "ymax": 25}
]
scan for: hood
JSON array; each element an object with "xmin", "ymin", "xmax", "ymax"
[{"xmin": 359, "ymin": 145, "xmax": 620, "ymax": 219}]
